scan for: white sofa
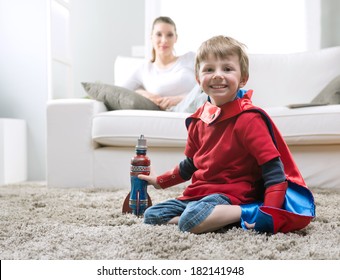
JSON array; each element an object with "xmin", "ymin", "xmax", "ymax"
[{"xmin": 47, "ymin": 47, "xmax": 340, "ymax": 190}]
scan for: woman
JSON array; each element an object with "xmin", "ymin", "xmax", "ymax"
[{"xmin": 121, "ymin": 16, "xmax": 199, "ymax": 111}]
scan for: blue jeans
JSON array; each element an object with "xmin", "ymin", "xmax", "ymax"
[{"xmin": 144, "ymin": 194, "xmax": 231, "ymax": 232}]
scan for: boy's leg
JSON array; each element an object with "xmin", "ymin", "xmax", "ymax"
[
  {"xmin": 190, "ymin": 204, "xmax": 241, "ymax": 233},
  {"xmin": 143, "ymin": 199, "xmax": 187, "ymax": 225},
  {"xmin": 178, "ymin": 194, "xmax": 241, "ymax": 233}
]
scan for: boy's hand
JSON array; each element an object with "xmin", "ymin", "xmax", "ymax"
[{"xmin": 138, "ymin": 174, "xmax": 162, "ymax": 189}]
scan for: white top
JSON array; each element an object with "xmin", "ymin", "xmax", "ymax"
[{"xmin": 121, "ymin": 52, "xmax": 196, "ymax": 97}]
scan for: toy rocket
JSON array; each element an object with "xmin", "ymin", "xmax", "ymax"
[{"xmin": 122, "ymin": 135, "xmax": 152, "ymax": 216}]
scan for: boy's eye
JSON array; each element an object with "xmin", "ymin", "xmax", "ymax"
[{"xmin": 224, "ymin": 67, "xmax": 232, "ymax": 71}]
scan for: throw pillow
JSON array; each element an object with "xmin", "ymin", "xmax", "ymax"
[
  {"xmin": 311, "ymin": 75, "xmax": 340, "ymax": 104},
  {"xmin": 82, "ymin": 82, "xmax": 160, "ymax": 111},
  {"xmin": 287, "ymin": 75, "xmax": 340, "ymax": 108}
]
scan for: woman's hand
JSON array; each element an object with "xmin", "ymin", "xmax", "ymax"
[
  {"xmin": 136, "ymin": 90, "xmax": 184, "ymax": 110},
  {"xmin": 157, "ymin": 95, "xmax": 184, "ymax": 110},
  {"xmin": 136, "ymin": 90, "xmax": 163, "ymax": 107}
]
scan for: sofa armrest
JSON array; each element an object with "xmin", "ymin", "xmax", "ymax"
[{"xmin": 47, "ymin": 99, "xmax": 107, "ymax": 187}]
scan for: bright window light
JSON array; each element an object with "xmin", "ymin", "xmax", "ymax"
[{"xmin": 158, "ymin": 0, "xmax": 309, "ymax": 54}]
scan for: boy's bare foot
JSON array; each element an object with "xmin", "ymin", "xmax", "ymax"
[{"xmin": 244, "ymin": 221, "xmax": 255, "ymax": 229}]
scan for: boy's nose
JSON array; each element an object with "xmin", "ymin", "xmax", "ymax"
[{"xmin": 213, "ymin": 72, "xmax": 223, "ymax": 79}]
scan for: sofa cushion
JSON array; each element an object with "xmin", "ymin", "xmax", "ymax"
[
  {"xmin": 92, "ymin": 110, "xmax": 190, "ymax": 147},
  {"xmin": 265, "ymin": 105, "xmax": 340, "ymax": 145},
  {"xmin": 92, "ymin": 105, "xmax": 340, "ymax": 148}
]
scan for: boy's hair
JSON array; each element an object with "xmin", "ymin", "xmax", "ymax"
[{"xmin": 195, "ymin": 36, "xmax": 249, "ymax": 80}]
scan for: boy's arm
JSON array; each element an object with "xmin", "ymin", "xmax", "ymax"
[
  {"xmin": 261, "ymin": 157, "xmax": 287, "ymax": 208},
  {"xmin": 157, "ymin": 157, "xmax": 197, "ymax": 189}
]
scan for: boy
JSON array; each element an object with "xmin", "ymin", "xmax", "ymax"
[{"xmin": 139, "ymin": 36, "xmax": 315, "ymax": 234}]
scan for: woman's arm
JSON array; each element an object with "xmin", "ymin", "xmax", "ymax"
[
  {"xmin": 136, "ymin": 90, "xmax": 185, "ymax": 110},
  {"xmin": 135, "ymin": 89, "xmax": 163, "ymax": 106},
  {"xmin": 157, "ymin": 95, "xmax": 185, "ymax": 110}
]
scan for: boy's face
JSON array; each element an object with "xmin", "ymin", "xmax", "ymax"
[{"xmin": 196, "ymin": 54, "xmax": 247, "ymax": 106}]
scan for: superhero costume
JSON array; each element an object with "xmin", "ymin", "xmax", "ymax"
[{"xmin": 157, "ymin": 90, "xmax": 315, "ymax": 234}]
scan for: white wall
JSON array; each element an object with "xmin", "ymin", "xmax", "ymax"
[
  {"xmin": 0, "ymin": 0, "xmax": 145, "ymax": 181},
  {"xmin": 71, "ymin": 0, "xmax": 145, "ymax": 98},
  {"xmin": 0, "ymin": 0, "xmax": 49, "ymax": 181},
  {"xmin": 321, "ymin": 0, "xmax": 340, "ymax": 48}
]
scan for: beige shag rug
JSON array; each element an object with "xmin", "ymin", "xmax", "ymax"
[{"xmin": 0, "ymin": 182, "xmax": 339, "ymax": 260}]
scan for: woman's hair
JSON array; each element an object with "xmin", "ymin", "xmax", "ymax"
[
  {"xmin": 195, "ymin": 35, "xmax": 249, "ymax": 80},
  {"xmin": 150, "ymin": 16, "xmax": 177, "ymax": 63}
]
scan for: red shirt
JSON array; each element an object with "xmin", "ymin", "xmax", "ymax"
[{"xmin": 178, "ymin": 94, "xmax": 280, "ymax": 204}]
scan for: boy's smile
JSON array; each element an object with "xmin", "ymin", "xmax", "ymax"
[{"xmin": 196, "ymin": 54, "xmax": 247, "ymax": 106}]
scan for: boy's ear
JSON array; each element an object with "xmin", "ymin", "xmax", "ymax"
[
  {"xmin": 239, "ymin": 75, "xmax": 249, "ymax": 88},
  {"xmin": 195, "ymin": 76, "xmax": 201, "ymax": 85}
]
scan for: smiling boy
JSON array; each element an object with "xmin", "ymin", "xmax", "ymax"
[{"xmin": 139, "ymin": 36, "xmax": 315, "ymax": 234}]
